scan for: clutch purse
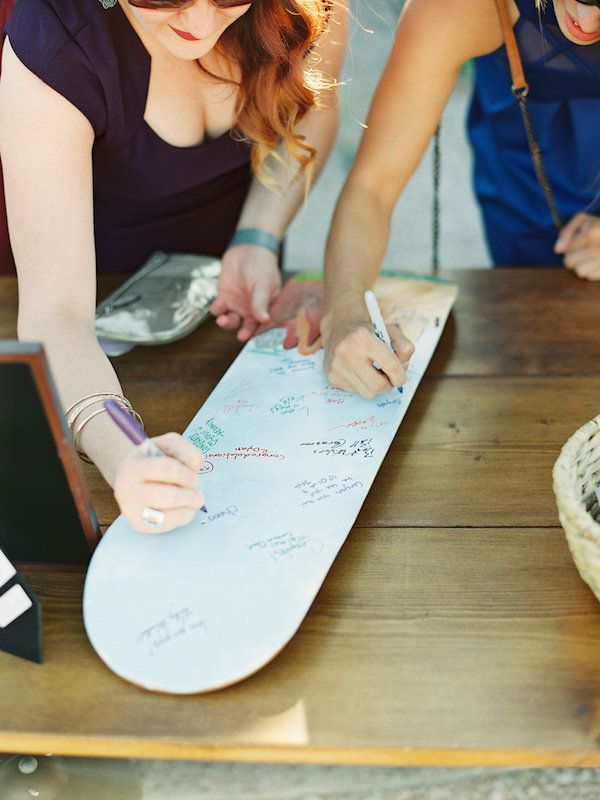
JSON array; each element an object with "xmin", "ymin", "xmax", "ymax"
[{"xmin": 95, "ymin": 251, "xmax": 220, "ymax": 346}]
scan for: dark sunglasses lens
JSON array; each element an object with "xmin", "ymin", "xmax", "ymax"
[
  {"xmin": 128, "ymin": 0, "xmax": 190, "ymax": 7},
  {"xmin": 128, "ymin": 0, "xmax": 252, "ymax": 6},
  {"xmin": 576, "ymin": 0, "xmax": 600, "ymax": 7}
]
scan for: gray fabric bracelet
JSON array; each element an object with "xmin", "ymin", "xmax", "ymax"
[{"xmin": 228, "ymin": 228, "xmax": 281, "ymax": 256}]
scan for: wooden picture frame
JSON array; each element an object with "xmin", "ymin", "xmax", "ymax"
[{"xmin": 0, "ymin": 341, "xmax": 99, "ymax": 564}]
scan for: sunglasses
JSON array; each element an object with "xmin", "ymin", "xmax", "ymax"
[
  {"xmin": 575, "ymin": 0, "xmax": 600, "ymax": 8},
  {"xmin": 128, "ymin": 0, "xmax": 253, "ymax": 9}
]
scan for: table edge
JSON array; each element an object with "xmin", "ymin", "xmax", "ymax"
[{"xmin": 2, "ymin": 735, "xmax": 600, "ymax": 767}]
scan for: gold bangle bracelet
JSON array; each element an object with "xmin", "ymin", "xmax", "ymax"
[
  {"xmin": 66, "ymin": 393, "xmax": 132, "ymax": 421},
  {"xmin": 66, "ymin": 393, "xmax": 132, "ymax": 433},
  {"xmin": 74, "ymin": 406, "xmax": 145, "ymax": 464},
  {"xmin": 130, "ymin": 409, "xmax": 144, "ymax": 430},
  {"xmin": 66, "ymin": 392, "xmax": 132, "ymax": 418},
  {"xmin": 73, "ymin": 407, "xmax": 109, "ymax": 463}
]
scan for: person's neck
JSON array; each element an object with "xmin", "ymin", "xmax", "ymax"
[{"xmin": 116, "ymin": 0, "xmax": 167, "ymax": 59}]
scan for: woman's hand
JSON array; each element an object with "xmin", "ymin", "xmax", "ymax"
[
  {"xmin": 322, "ymin": 312, "xmax": 415, "ymax": 399},
  {"xmin": 113, "ymin": 433, "xmax": 205, "ymax": 534},
  {"xmin": 555, "ymin": 213, "xmax": 600, "ymax": 280},
  {"xmin": 211, "ymin": 244, "xmax": 282, "ymax": 342}
]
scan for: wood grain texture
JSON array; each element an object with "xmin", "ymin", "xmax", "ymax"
[
  {"xmin": 84, "ymin": 376, "xmax": 600, "ymax": 528},
  {"xmin": 2, "ymin": 271, "xmax": 600, "ymax": 764},
  {"xmin": 97, "ymin": 269, "xmax": 600, "ymax": 381},
  {"xmin": 433, "ymin": 268, "xmax": 600, "ymax": 377},
  {"xmin": 3, "ymin": 269, "xmax": 600, "ymax": 379},
  {"xmin": 0, "ymin": 278, "xmax": 17, "ymax": 338},
  {"xmin": 1, "ymin": 529, "xmax": 599, "ymax": 765}
]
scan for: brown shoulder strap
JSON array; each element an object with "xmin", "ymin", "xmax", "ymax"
[
  {"xmin": 493, "ymin": 0, "xmax": 528, "ymax": 95},
  {"xmin": 492, "ymin": 0, "xmax": 563, "ymax": 230}
]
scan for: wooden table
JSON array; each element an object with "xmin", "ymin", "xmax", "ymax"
[{"xmin": 2, "ymin": 269, "xmax": 600, "ymax": 766}]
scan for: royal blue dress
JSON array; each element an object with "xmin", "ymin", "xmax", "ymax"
[{"xmin": 468, "ymin": 0, "xmax": 600, "ymax": 266}]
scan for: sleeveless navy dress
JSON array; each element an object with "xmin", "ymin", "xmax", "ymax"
[
  {"xmin": 3, "ymin": 0, "xmax": 253, "ymax": 273},
  {"xmin": 468, "ymin": 0, "xmax": 600, "ymax": 266}
]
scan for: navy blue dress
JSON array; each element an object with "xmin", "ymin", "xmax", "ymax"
[
  {"xmin": 3, "ymin": 0, "xmax": 253, "ymax": 273},
  {"xmin": 468, "ymin": 0, "xmax": 600, "ymax": 266}
]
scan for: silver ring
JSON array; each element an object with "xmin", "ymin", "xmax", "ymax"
[{"xmin": 141, "ymin": 506, "xmax": 165, "ymax": 528}]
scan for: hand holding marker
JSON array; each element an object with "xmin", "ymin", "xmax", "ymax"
[
  {"xmin": 364, "ymin": 289, "xmax": 404, "ymax": 393},
  {"xmin": 104, "ymin": 399, "xmax": 207, "ymax": 529}
]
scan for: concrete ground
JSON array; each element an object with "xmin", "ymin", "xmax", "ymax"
[
  {"xmin": 2, "ymin": 3, "xmax": 594, "ymax": 798},
  {"xmin": 135, "ymin": 762, "xmax": 600, "ymax": 799},
  {"xmin": 3, "ymin": 756, "xmax": 600, "ymax": 799}
]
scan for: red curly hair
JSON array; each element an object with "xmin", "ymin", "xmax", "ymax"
[{"xmin": 215, "ymin": 0, "xmax": 334, "ymax": 187}]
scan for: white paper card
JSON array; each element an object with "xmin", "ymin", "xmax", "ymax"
[
  {"xmin": 0, "ymin": 584, "xmax": 33, "ymax": 628},
  {"xmin": 0, "ymin": 549, "xmax": 16, "ymax": 590}
]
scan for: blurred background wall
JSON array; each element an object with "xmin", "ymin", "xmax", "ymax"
[{"xmin": 287, "ymin": 0, "xmax": 491, "ymax": 273}]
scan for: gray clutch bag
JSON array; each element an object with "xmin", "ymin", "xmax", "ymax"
[{"xmin": 95, "ymin": 252, "xmax": 220, "ymax": 346}]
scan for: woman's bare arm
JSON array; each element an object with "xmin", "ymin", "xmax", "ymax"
[
  {"xmin": 322, "ymin": 0, "xmax": 513, "ymax": 396},
  {"xmin": 212, "ymin": 1, "xmax": 349, "ymax": 340},
  {"xmin": 0, "ymin": 41, "xmax": 203, "ymax": 531}
]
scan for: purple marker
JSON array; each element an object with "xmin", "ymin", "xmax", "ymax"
[{"xmin": 104, "ymin": 399, "xmax": 207, "ymax": 513}]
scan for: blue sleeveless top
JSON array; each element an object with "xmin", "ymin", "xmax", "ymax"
[
  {"xmin": 468, "ymin": 0, "xmax": 600, "ymax": 266},
  {"xmin": 3, "ymin": 0, "xmax": 253, "ymax": 273}
]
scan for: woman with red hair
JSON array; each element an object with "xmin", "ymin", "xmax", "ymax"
[{"xmin": 0, "ymin": 0, "xmax": 345, "ymax": 532}]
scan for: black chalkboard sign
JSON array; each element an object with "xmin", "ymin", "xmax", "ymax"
[{"xmin": 0, "ymin": 341, "xmax": 99, "ymax": 564}]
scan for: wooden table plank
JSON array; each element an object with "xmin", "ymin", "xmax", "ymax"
[
  {"xmin": 3, "ymin": 270, "xmax": 600, "ymax": 766},
  {"xmin": 3, "ymin": 528, "xmax": 600, "ymax": 765},
  {"xmin": 97, "ymin": 269, "xmax": 600, "ymax": 380},
  {"xmin": 433, "ymin": 268, "xmax": 600, "ymax": 377},
  {"xmin": 3, "ymin": 269, "xmax": 600, "ymax": 380},
  {"xmin": 86, "ymin": 376, "xmax": 600, "ymax": 529},
  {"xmin": 0, "ymin": 278, "xmax": 18, "ymax": 340},
  {"xmin": 91, "ymin": 269, "xmax": 600, "ymax": 380}
]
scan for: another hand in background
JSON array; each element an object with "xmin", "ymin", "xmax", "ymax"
[
  {"xmin": 555, "ymin": 213, "xmax": 600, "ymax": 280},
  {"xmin": 321, "ymin": 313, "xmax": 415, "ymax": 399},
  {"xmin": 254, "ymin": 278, "xmax": 324, "ymax": 350},
  {"xmin": 211, "ymin": 245, "xmax": 281, "ymax": 342},
  {"xmin": 113, "ymin": 433, "xmax": 205, "ymax": 534}
]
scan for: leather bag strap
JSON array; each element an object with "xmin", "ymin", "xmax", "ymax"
[
  {"xmin": 493, "ymin": 0, "xmax": 528, "ymax": 94},
  {"xmin": 492, "ymin": 0, "xmax": 563, "ymax": 230}
]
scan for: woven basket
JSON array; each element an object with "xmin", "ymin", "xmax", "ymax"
[{"xmin": 553, "ymin": 415, "xmax": 600, "ymax": 599}]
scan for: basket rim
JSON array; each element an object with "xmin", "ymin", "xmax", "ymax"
[
  {"xmin": 552, "ymin": 414, "xmax": 600, "ymax": 544},
  {"xmin": 553, "ymin": 414, "xmax": 600, "ymax": 542}
]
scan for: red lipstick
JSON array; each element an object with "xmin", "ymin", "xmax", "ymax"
[
  {"xmin": 168, "ymin": 25, "xmax": 201, "ymax": 41},
  {"xmin": 565, "ymin": 10, "xmax": 600, "ymax": 43}
]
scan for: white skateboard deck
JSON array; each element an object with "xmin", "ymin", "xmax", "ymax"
[{"xmin": 83, "ymin": 275, "xmax": 457, "ymax": 693}]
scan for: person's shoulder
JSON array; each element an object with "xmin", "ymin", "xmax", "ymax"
[
  {"xmin": 7, "ymin": 0, "xmax": 105, "ymax": 50},
  {"xmin": 400, "ymin": 0, "xmax": 511, "ymax": 61},
  {"xmin": 11, "ymin": 0, "xmax": 103, "ymax": 28},
  {"xmin": 5, "ymin": 0, "xmax": 114, "ymax": 136}
]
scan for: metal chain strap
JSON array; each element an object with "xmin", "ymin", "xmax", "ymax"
[
  {"xmin": 432, "ymin": 123, "xmax": 441, "ymax": 275},
  {"xmin": 430, "ymin": 95, "xmax": 561, "ymax": 278},
  {"xmin": 515, "ymin": 92, "xmax": 563, "ymax": 231}
]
